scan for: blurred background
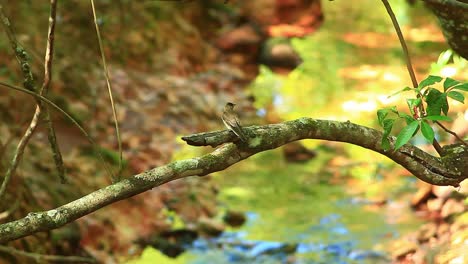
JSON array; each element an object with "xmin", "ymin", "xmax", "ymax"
[{"xmin": 0, "ymin": 0, "xmax": 467, "ymax": 263}]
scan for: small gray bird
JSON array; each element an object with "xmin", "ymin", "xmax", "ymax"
[{"xmin": 222, "ymin": 102, "xmax": 248, "ymax": 142}]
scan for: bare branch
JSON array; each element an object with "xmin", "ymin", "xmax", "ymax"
[
  {"xmin": 41, "ymin": 0, "xmax": 67, "ymax": 183},
  {"xmin": 90, "ymin": 0, "xmax": 123, "ymax": 177},
  {"xmin": 435, "ymin": 121, "xmax": 468, "ymax": 147}
]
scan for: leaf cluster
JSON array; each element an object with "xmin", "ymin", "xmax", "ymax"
[{"xmin": 378, "ymin": 75, "xmax": 467, "ymax": 151}]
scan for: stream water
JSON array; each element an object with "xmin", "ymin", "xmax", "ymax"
[
  {"xmin": 132, "ymin": 149, "xmax": 423, "ymax": 264},
  {"xmin": 184, "ymin": 151, "xmax": 423, "ymax": 264}
]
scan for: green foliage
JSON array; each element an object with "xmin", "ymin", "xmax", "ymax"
[
  {"xmin": 377, "ymin": 75, "xmax": 467, "ymax": 151},
  {"xmin": 418, "ymin": 75, "xmax": 442, "ymax": 90},
  {"xmin": 447, "ymin": 91, "xmax": 464, "ymax": 103},
  {"xmin": 420, "ymin": 121, "xmax": 434, "ymax": 143},
  {"xmin": 443, "ymin": 78, "xmax": 460, "ymax": 91},
  {"xmin": 394, "ymin": 120, "xmax": 419, "ymax": 150},
  {"xmin": 452, "ymin": 83, "xmax": 468, "ymax": 92},
  {"xmin": 426, "ymin": 88, "xmax": 448, "ymax": 116},
  {"xmin": 381, "ymin": 118, "xmax": 395, "ymax": 150}
]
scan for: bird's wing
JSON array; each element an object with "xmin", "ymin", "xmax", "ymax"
[
  {"xmin": 231, "ymin": 124, "xmax": 247, "ymax": 142},
  {"xmin": 222, "ymin": 111, "xmax": 248, "ymax": 142},
  {"xmin": 234, "ymin": 117, "xmax": 242, "ymax": 127}
]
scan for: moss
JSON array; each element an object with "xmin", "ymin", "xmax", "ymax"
[
  {"xmin": 201, "ymin": 153, "xmax": 223, "ymax": 167},
  {"xmin": 441, "ymin": 144, "xmax": 468, "ymax": 177},
  {"xmin": 170, "ymin": 159, "xmax": 200, "ymax": 173}
]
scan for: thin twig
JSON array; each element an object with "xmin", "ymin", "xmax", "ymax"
[
  {"xmin": 41, "ymin": 0, "xmax": 57, "ymax": 96},
  {"xmin": 0, "ymin": 5, "xmax": 35, "ymax": 91},
  {"xmin": 0, "ymin": 246, "xmax": 96, "ymax": 263},
  {"xmin": 41, "ymin": 0, "xmax": 67, "ymax": 183},
  {"xmin": 380, "ymin": 0, "xmax": 443, "ymax": 155},
  {"xmin": 90, "ymin": 0, "xmax": 123, "ymax": 178},
  {"xmin": 0, "ymin": 4, "xmax": 39, "ymax": 199},
  {"xmin": 435, "ymin": 121, "xmax": 468, "ymax": 146},
  {"xmin": 380, "ymin": 0, "xmax": 417, "ymax": 88}
]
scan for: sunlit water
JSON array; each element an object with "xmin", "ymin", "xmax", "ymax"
[{"xmin": 183, "ymin": 150, "xmax": 422, "ymax": 264}]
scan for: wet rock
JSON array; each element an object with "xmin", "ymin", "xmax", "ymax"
[
  {"xmin": 369, "ymin": 196, "xmax": 387, "ymax": 206},
  {"xmin": 216, "ymin": 25, "xmax": 263, "ymax": 51},
  {"xmin": 249, "ymin": 241, "xmax": 297, "ymax": 256},
  {"xmin": 223, "ymin": 210, "xmax": 247, "ymax": 227},
  {"xmin": 197, "ymin": 217, "xmax": 225, "ymax": 237},
  {"xmin": 348, "ymin": 250, "xmax": 389, "ymax": 263},
  {"xmin": 282, "ymin": 141, "xmax": 317, "ymax": 163},
  {"xmin": 259, "ymin": 39, "xmax": 302, "ymax": 69},
  {"xmin": 426, "ymin": 198, "xmax": 444, "ymax": 212},
  {"xmin": 417, "ymin": 223, "xmax": 437, "ymax": 242},
  {"xmin": 441, "ymin": 199, "xmax": 465, "ymax": 219},
  {"xmin": 138, "ymin": 229, "xmax": 198, "ymax": 258},
  {"xmin": 436, "ymin": 223, "xmax": 450, "ymax": 238},
  {"xmin": 390, "ymin": 238, "xmax": 418, "ymax": 259},
  {"xmin": 411, "ymin": 183, "xmax": 433, "ymax": 207},
  {"xmin": 432, "ymin": 185, "xmax": 455, "ymax": 199}
]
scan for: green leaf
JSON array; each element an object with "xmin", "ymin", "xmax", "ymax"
[
  {"xmin": 377, "ymin": 109, "xmax": 388, "ymax": 127},
  {"xmin": 420, "ymin": 121, "xmax": 435, "ymax": 143},
  {"xmin": 389, "ymin": 87, "xmax": 413, "ymax": 98},
  {"xmin": 382, "ymin": 119, "xmax": 394, "ymax": 135},
  {"xmin": 447, "ymin": 91, "xmax": 465, "ymax": 103},
  {"xmin": 398, "ymin": 112, "xmax": 415, "ymax": 125},
  {"xmin": 419, "ymin": 75, "xmax": 443, "ymax": 89},
  {"xmin": 426, "ymin": 89, "xmax": 449, "ymax": 116},
  {"xmin": 377, "ymin": 107, "xmax": 398, "ymax": 126},
  {"xmin": 423, "ymin": 115, "xmax": 452, "ymax": 121},
  {"xmin": 452, "ymin": 83, "xmax": 468, "ymax": 92},
  {"xmin": 443, "ymin": 77, "xmax": 460, "ymax": 91},
  {"xmin": 381, "ymin": 119, "xmax": 395, "ymax": 151},
  {"xmin": 394, "ymin": 120, "xmax": 419, "ymax": 150},
  {"xmin": 406, "ymin": 98, "xmax": 421, "ymax": 114},
  {"xmin": 425, "ymin": 88, "xmax": 442, "ymax": 102}
]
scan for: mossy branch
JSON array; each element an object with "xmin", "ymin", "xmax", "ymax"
[{"xmin": 1, "ymin": 118, "xmax": 466, "ymax": 243}]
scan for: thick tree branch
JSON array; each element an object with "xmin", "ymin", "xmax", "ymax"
[{"xmin": 0, "ymin": 118, "xmax": 466, "ymax": 243}]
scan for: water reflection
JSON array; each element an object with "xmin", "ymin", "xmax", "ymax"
[{"xmin": 187, "ymin": 212, "xmax": 391, "ymax": 264}]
